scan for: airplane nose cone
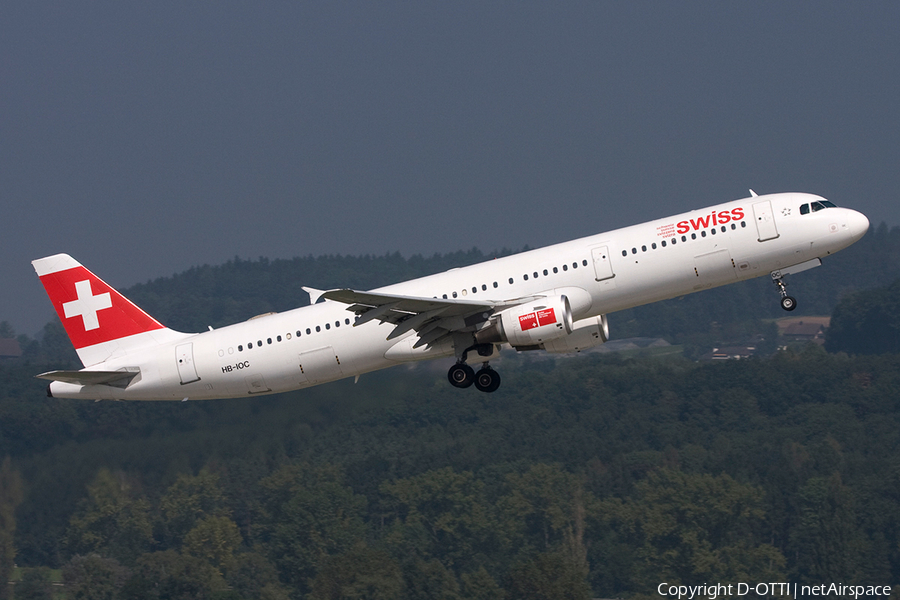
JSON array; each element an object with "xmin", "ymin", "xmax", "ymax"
[{"xmin": 847, "ymin": 209, "xmax": 869, "ymax": 241}]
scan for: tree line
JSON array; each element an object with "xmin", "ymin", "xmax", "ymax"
[{"xmin": 1, "ymin": 224, "xmax": 899, "ymax": 598}]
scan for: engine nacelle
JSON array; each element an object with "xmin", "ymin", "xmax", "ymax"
[
  {"xmin": 541, "ymin": 315, "xmax": 609, "ymax": 353},
  {"xmin": 477, "ymin": 295, "xmax": 574, "ymax": 348}
]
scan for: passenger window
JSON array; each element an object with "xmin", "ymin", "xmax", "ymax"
[
  {"xmin": 710, "ymin": 228, "xmax": 716, "ymax": 235},
  {"xmin": 731, "ymin": 224, "xmax": 736, "ymax": 230},
  {"xmin": 508, "ymin": 277, "xmax": 514, "ymax": 284},
  {"xmin": 326, "ymin": 323, "xmax": 330, "ymax": 330},
  {"xmin": 533, "ymin": 272, "xmax": 538, "ymax": 278},
  {"xmin": 257, "ymin": 341, "xmax": 262, "ymax": 347},
  {"xmin": 543, "ymin": 269, "xmax": 548, "ymax": 276},
  {"xmin": 335, "ymin": 321, "xmax": 340, "ymax": 327},
  {"xmin": 681, "ymin": 236, "xmax": 687, "ymax": 242},
  {"xmin": 472, "ymin": 287, "xmax": 477, "ymax": 293},
  {"xmin": 306, "ymin": 328, "xmax": 311, "ymax": 335},
  {"xmin": 641, "ymin": 245, "xmax": 647, "ymax": 252},
  {"xmin": 482, "ymin": 284, "xmax": 487, "ymax": 291},
  {"xmin": 523, "ymin": 274, "xmax": 529, "ymax": 281},
  {"xmin": 238, "ymin": 345, "xmax": 243, "ymax": 352},
  {"xmin": 661, "ymin": 240, "xmax": 666, "ymax": 247},
  {"xmin": 691, "ymin": 233, "xmax": 697, "ymax": 240},
  {"xmin": 563, "ymin": 264, "xmax": 568, "ymax": 271},
  {"xmin": 267, "ymin": 338, "xmax": 272, "ymax": 344},
  {"xmin": 277, "ymin": 335, "xmax": 282, "ymax": 342},
  {"xmin": 651, "ymin": 243, "xmax": 657, "ymax": 249},
  {"xmin": 701, "ymin": 230, "xmax": 707, "ymax": 237},
  {"xmin": 493, "ymin": 282, "xmax": 498, "ymax": 288},
  {"xmin": 315, "ymin": 326, "xmax": 320, "ymax": 333},
  {"xmin": 553, "ymin": 267, "xmax": 559, "ymax": 273},
  {"xmin": 452, "ymin": 292, "xmax": 458, "ymax": 298},
  {"xmin": 345, "ymin": 318, "xmax": 350, "ymax": 325},
  {"xmin": 622, "ymin": 250, "xmax": 627, "ymax": 257},
  {"xmin": 582, "ymin": 259, "xmax": 588, "ymax": 266},
  {"xmin": 721, "ymin": 226, "xmax": 726, "ymax": 232},
  {"xmin": 297, "ymin": 330, "xmax": 302, "ymax": 337},
  {"xmin": 572, "ymin": 262, "xmax": 578, "ymax": 268},
  {"xmin": 741, "ymin": 221, "xmax": 747, "ymax": 228},
  {"xmin": 442, "ymin": 294, "xmax": 447, "ymax": 299}
]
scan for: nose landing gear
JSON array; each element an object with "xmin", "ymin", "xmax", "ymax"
[{"xmin": 772, "ymin": 271, "xmax": 797, "ymax": 311}]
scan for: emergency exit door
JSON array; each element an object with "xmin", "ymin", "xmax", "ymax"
[
  {"xmin": 175, "ymin": 343, "xmax": 200, "ymax": 384},
  {"xmin": 752, "ymin": 200, "xmax": 780, "ymax": 242}
]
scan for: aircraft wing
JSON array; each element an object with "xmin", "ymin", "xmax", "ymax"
[{"xmin": 320, "ymin": 288, "xmax": 536, "ymax": 348}]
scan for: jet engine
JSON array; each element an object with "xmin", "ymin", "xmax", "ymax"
[
  {"xmin": 541, "ymin": 315, "xmax": 609, "ymax": 353},
  {"xmin": 475, "ymin": 295, "xmax": 574, "ymax": 348}
]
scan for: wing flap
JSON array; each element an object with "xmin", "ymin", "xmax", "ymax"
[{"xmin": 321, "ymin": 288, "xmax": 544, "ymax": 347}]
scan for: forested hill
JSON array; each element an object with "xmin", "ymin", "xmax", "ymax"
[{"xmin": 1, "ymin": 225, "xmax": 899, "ymax": 599}]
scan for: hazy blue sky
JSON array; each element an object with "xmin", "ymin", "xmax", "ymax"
[{"xmin": 3, "ymin": 2, "xmax": 898, "ymax": 335}]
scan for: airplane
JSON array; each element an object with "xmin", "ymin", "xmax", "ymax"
[{"xmin": 32, "ymin": 191, "xmax": 868, "ymax": 400}]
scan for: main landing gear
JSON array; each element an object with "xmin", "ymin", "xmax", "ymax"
[
  {"xmin": 447, "ymin": 343, "xmax": 502, "ymax": 393},
  {"xmin": 447, "ymin": 362, "xmax": 501, "ymax": 393},
  {"xmin": 772, "ymin": 271, "xmax": 797, "ymax": 312}
]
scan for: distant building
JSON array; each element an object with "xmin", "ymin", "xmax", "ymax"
[
  {"xmin": 782, "ymin": 321, "xmax": 827, "ymax": 345},
  {"xmin": 0, "ymin": 338, "xmax": 21, "ymax": 359},
  {"xmin": 700, "ymin": 345, "xmax": 757, "ymax": 360}
]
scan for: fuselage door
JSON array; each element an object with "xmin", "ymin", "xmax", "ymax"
[
  {"xmin": 298, "ymin": 346, "xmax": 344, "ymax": 384},
  {"xmin": 175, "ymin": 343, "xmax": 201, "ymax": 384},
  {"xmin": 752, "ymin": 200, "xmax": 780, "ymax": 242},
  {"xmin": 591, "ymin": 246, "xmax": 615, "ymax": 281}
]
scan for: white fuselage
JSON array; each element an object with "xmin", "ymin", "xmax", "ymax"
[{"xmin": 50, "ymin": 192, "xmax": 869, "ymax": 400}]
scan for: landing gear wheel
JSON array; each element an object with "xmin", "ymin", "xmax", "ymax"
[
  {"xmin": 780, "ymin": 295, "xmax": 797, "ymax": 311},
  {"xmin": 448, "ymin": 363, "xmax": 475, "ymax": 388},
  {"xmin": 474, "ymin": 367, "xmax": 501, "ymax": 393}
]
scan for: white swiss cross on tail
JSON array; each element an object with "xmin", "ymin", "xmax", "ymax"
[
  {"xmin": 63, "ymin": 280, "xmax": 112, "ymax": 331},
  {"xmin": 32, "ymin": 253, "xmax": 168, "ymax": 366}
]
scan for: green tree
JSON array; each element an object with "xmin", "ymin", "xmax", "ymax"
[
  {"xmin": 121, "ymin": 550, "xmax": 226, "ymax": 600},
  {"xmin": 401, "ymin": 558, "xmax": 460, "ymax": 600},
  {"xmin": 505, "ymin": 551, "xmax": 592, "ymax": 600},
  {"xmin": 603, "ymin": 469, "xmax": 785, "ymax": 593},
  {"xmin": 789, "ymin": 473, "xmax": 866, "ymax": 582},
  {"xmin": 381, "ymin": 467, "xmax": 497, "ymax": 572},
  {"xmin": 307, "ymin": 543, "xmax": 404, "ymax": 600},
  {"xmin": 0, "ymin": 457, "xmax": 23, "ymax": 600},
  {"xmin": 257, "ymin": 463, "xmax": 367, "ymax": 594},
  {"xmin": 62, "ymin": 554, "xmax": 130, "ymax": 600},
  {"xmin": 460, "ymin": 567, "xmax": 505, "ymax": 600},
  {"xmin": 500, "ymin": 463, "xmax": 592, "ymax": 579},
  {"xmin": 159, "ymin": 470, "xmax": 229, "ymax": 546},
  {"xmin": 65, "ymin": 469, "xmax": 153, "ymax": 564},
  {"xmin": 12, "ymin": 568, "xmax": 52, "ymax": 600},
  {"xmin": 225, "ymin": 552, "xmax": 289, "ymax": 600},
  {"xmin": 181, "ymin": 516, "xmax": 242, "ymax": 573},
  {"xmin": 826, "ymin": 279, "xmax": 900, "ymax": 354}
]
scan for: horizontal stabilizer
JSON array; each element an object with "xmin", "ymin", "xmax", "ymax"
[{"xmin": 36, "ymin": 368, "xmax": 140, "ymax": 389}]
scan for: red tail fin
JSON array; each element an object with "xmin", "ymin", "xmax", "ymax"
[{"xmin": 33, "ymin": 254, "xmax": 168, "ymax": 361}]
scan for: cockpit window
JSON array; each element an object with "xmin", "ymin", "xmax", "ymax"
[
  {"xmin": 801, "ymin": 200, "xmax": 836, "ymax": 215},
  {"xmin": 811, "ymin": 201, "xmax": 831, "ymax": 212}
]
